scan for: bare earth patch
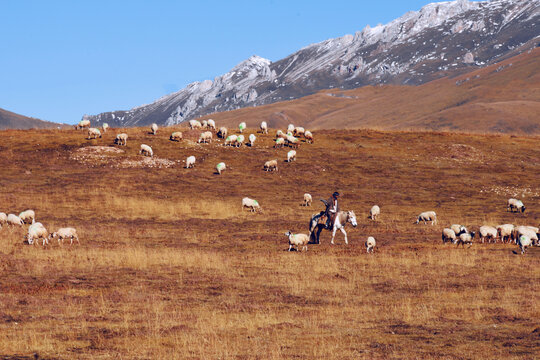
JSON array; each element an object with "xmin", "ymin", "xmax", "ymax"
[{"xmin": 70, "ymin": 146, "xmax": 179, "ymax": 168}]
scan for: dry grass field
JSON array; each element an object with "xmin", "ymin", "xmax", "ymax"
[{"xmin": 0, "ymin": 126, "xmax": 539, "ymax": 359}]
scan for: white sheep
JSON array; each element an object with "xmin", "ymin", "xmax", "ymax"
[
  {"xmin": 518, "ymin": 235, "xmax": 533, "ymax": 254},
  {"xmin": 287, "ymin": 124, "xmax": 295, "ymax": 134},
  {"xmin": 456, "ymin": 231, "xmax": 476, "ymax": 247},
  {"xmin": 236, "ymin": 135, "xmax": 245, "ymax": 147},
  {"xmin": 276, "ymin": 130, "xmax": 286, "ymax": 139},
  {"xmin": 102, "ymin": 123, "xmax": 109, "ymax": 132},
  {"xmin": 507, "ymin": 198, "xmax": 526, "ymax": 213},
  {"xmin": 0, "ymin": 212, "xmax": 7, "ymax": 227},
  {"xmin": 369, "ymin": 205, "xmax": 380, "ymax": 220},
  {"xmin": 303, "ymin": 193, "xmax": 312, "ymax": 206},
  {"xmin": 218, "ymin": 127, "xmax": 228, "ymax": 139},
  {"xmin": 201, "ymin": 120, "xmax": 208, "ymax": 129},
  {"xmin": 442, "ymin": 228, "xmax": 457, "ymax": 244},
  {"xmin": 238, "ymin": 122, "xmax": 246, "ymax": 133},
  {"xmin": 497, "ymin": 224, "xmax": 514, "ymax": 243},
  {"xmin": 207, "ymin": 119, "xmax": 216, "ymax": 130},
  {"xmin": 115, "ymin": 133, "xmax": 128, "ymax": 146},
  {"xmin": 285, "ymin": 231, "xmax": 309, "ymax": 252},
  {"xmin": 304, "ymin": 130, "xmax": 314, "ymax": 143},
  {"xmin": 264, "ymin": 159, "xmax": 278, "ymax": 172},
  {"xmin": 75, "ymin": 119, "xmax": 90, "ymax": 130},
  {"xmin": 260, "ymin": 121, "xmax": 268, "ymax": 134},
  {"xmin": 50, "ymin": 227, "xmax": 79, "ymax": 245},
  {"xmin": 365, "ymin": 236, "xmax": 376, "ymax": 253},
  {"xmin": 450, "ymin": 224, "xmax": 468, "ymax": 236},
  {"xmin": 514, "ymin": 226, "xmax": 538, "ymax": 246},
  {"xmin": 216, "ymin": 162, "xmax": 226, "ymax": 175},
  {"xmin": 7, "ymin": 214, "xmax": 23, "ymax": 226},
  {"xmin": 286, "ymin": 135, "xmax": 299, "ymax": 148},
  {"xmin": 151, "ymin": 123, "xmax": 158, "ymax": 135},
  {"xmin": 275, "ymin": 138, "xmax": 285, "ymax": 148},
  {"xmin": 479, "ymin": 225, "xmax": 498, "ymax": 243},
  {"xmin": 287, "ymin": 150, "xmax": 296, "ymax": 162},
  {"xmin": 87, "ymin": 128, "xmax": 102, "ymax": 140},
  {"xmin": 198, "ymin": 131, "xmax": 212, "ymax": 144},
  {"xmin": 26, "ymin": 222, "xmax": 48, "ymax": 246},
  {"xmin": 224, "ymin": 135, "xmax": 238, "ymax": 146},
  {"xmin": 186, "ymin": 155, "xmax": 196, "ymax": 168},
  {"xmin": 242, "ymin": 197, "xmax": 262, "ymax": 212},
  {"xmin": 293, "ymin": 127, "xmax": 305, "ymax": 137},
  {"xmin": 415, "ymin": 211, "xmax": 437, "ymax": 225},
  {"xmin": 189, "ymin": 120, "xmax": 202, "ymax": 130},
  {"xmin": 140, "ymin": 144, "xmax": 153, "ymax": 157},
  {"xmin": 248, "ymin": 134, "xmax": 256, "ymax": 147},
  {"xmin": 170, "ymin": 131, "xmax": 183, "ymax": 141},
  {"xmin": 18, "ymin": 210, "xmax": 35, "ymax": 224}
]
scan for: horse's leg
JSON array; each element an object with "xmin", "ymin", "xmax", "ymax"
[
  {"xmin": 331, "ymin": 225, "xmax": 337, "ymax": 245},
  {"xmin": 340, "ymin": 227, "xmax": 348, "ymax": 244},
  {"xmin": 316, "ymin": 225, "xmax": 322, "ymax": 244}
]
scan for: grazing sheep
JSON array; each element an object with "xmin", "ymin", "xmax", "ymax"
[
  {"xmin": 415, "ymin": 211, "xmax": 437, "ymax": 225},
  {"xmin": 514, "ymin": 226, "xmax": 538, "ymax": 246},
  {"xmin": 186, "ymin": 155, "xmax": 196, "ymax": 169},
  {"xmin": 242, "ymin": 197, "xmax": 262, "ymax": 212},
  {"xmin": 248, "ymin": 134, "xmax": 256, "ymax": 147},
  {"xmin": 224, "ymin": 135, "xmax": 238, "ymax": 146},
  {"xmin": 50, "ymin": 227, "xmax": 79, "ymax": 245},
  {"xmin": 450, "ymin": 224, "xmax": 468, "ymax": 236},
  {"xmin": 456, "ymin": 231, "xmax": 476, "ymax": 247},
  {"xmin": 170, "ymin": 131, "xmax": 183, "ymax": 141},
  {"xmin": 276, "ymin": 130, "xmax": 287, "ymax": 139},
  {"xmin": 207, "ymin": 119, "xmax": 216, "ymax": 130},
  {"xmin": 75, "ymin": 119, "xmax": 90, "ymax": 130},
  {"xmin": 87, "ymin": 128, "xmax": 102, "ymax": 139},
  {"xmin": 517, "ymin": 235, "xmax": 533, "ymax": 254},
  {"xmin": 442, "ymin": 228, "xmax": 457, "ymax": 244},
  {"xmin": 497, "ymin": 224, "xmax": 514, "ymax": 243},
  {"xmin": 275, "ymin": 138, "xmax": 285, "ymax": 148},
  {"xmin": 115, "ymin": 133, "xmax": 128, "ymax": 146},
  {"xmin": 236, "ymin": 135, "xmax": 245, "ymax": 147},
  {"xmin": 238, "ymin": 122, "xmax": 246, "ymax": 133},
  {"xmin": 287, "ymin": 124, "xmax": 295, "ymax": 134},
  {"xmin": 260, "ymin": 121, "xmax": 268, "ymax": 134},
  {"xmin": 216, "ymin": 162, "xmax": 226, "ymax": 175},
  {"xmin": 479, "ymin": 225, "xmax": 498, "ymax": 243},
  {"xmin": 286, "ymin": 135, "xmax": 299, "ymax": 148},
  {"xmin": 287, "ymin": 150, "xmax": 296, "ymax": 162},
  {"xmin": 7, "ymin": 214, "xmax": 23, "ymax": 226},
  {"xmin": 198, "ymin": 131, "xmax": 213, "ymax": 144},
  {"xmin": 264, "ymin": 159, "xmax": 278, "ymax": 172},
  {"xmin": 285, "ymin": 231, "xmax": 309, "ymax": 252},
  {"xmin": 26, "ymin": 222, "xmax": 48, "ymax": 245},
  {"xmin": 102, "ymin": 123, "xmax": 109, "ymax": 132},
  {"xmin": 369, "ymin": 205, "xmax": 380, "ymax": 220},
  {"xmin": 507, "ymin": 198, "xmax": 526, "ymax": 213},
  {"xmin": 18, "ymin": 210, "xmax": 35, "ymax": 224},
  {"xmin": 293, "ymin": 127, "xmax": 305, "ymax": 137},
  {"xmin": 304, "ymin": 130, "xmax": 314, "ymax": 143},
  {"xmin": 140, "ymin": 144, "xmax": 153, "ymax": 157},
  {"xmin": 0, "ymin": 212, "xmax": 7, "ymax": 227},
  {"xmin": 302, "ymin": 193, "xmax": 312, "ymax": 207},
  {"xmin": 201, "ymin": 120, "xmax": 208, "ymax": 129},
  {"xmin": 151, "ymin": 123, "xmax": 158, "ymax": 135},
  {"xmin": 218, "ymin": 127, "xmax": 228, "ymax": 139},
  {"xmin": 189, "ymin": 120, "xmax": 202, "ymax": 130},
  {"xmin": 365, "ymin": 236, "xmax": 376, "ymax": 253}
]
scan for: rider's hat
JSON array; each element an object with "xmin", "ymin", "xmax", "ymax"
[{"xmin": 333, "ymin": 191, "xmax": 340, "ymax": 197}]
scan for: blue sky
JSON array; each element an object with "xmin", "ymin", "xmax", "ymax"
[{"xmin": 1, "ymin": 0, "xmax": 471, "ymax": 124}]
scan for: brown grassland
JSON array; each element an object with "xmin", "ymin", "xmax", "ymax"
[{"xmin": 0, "ymin": 125, "xmax": 539, "ymax": 359}]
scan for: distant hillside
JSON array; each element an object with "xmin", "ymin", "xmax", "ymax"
[
  {"xmin": 199, "ymin": 47, "xmax": 540, "ymax": 134},
  {"xmin": 0, "ymin": 108, "xmax": 61, "ymax": 130}
]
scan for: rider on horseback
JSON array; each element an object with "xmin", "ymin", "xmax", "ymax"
[{"xmin": 324, "ymin": 191, "xmax": 340, "ymax": 229}]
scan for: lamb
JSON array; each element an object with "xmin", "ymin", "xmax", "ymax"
[
  {"xmin": 140, "ymin": 144, "xmax": 153, "ymax": 157},
  {"xmin": 75, "ymin": 119, "xmax": 90, "ymax": 130},
  {"xmin": 87, "ymin": 128, "xmax": 102, "ymax": 139},
  {"xmin": 236, "ymin": 135, "xmax": 245, "ymax": 147},
  {"xmin": 26, "ymin": 222, "xmax": 48, "ymax": 246},
  {"xmin": 369, "ymin": 205, "xmax": 380, "ymax": 220},
  {"xmin": 415, "ymin": 211, "xmax": 437, "ymax": 225},
  {"xmin": 151, "ymin": 123, "xmax": 158, "ymax": 135},
  {"xmin": 198, "ymin": 131, "xmax": 213, "ymax": 144},
  {"xmin": 365, "ymin": 236, "xmax": 376, "ymax": 253},
  {"xmin": 0, "ymin": 212, "xmax": 7, "ymax": 227},
  {"xmin": 218, "ymin": 127, "xmax": 228, "ymax": 139},
  {"xmin": 186, "ymin": 155, "xmax": 196, "ymax": 169},
  {"xmin": 497, "ymin": 224, "xmax": 514, "ymax": 243},
  {"xmin": 275, "ymin": 138, "xmax": 285, "ymax": 148},
  {"xmin": 260, "ymin": 121, "xmax": 268, "ymax": 134},
  {"xmin": 293, "ymin": 127, "xmax": 305, "ymax": 137},
  {"xmin": 189, "ymin": 120, "xmax": 202, "ymax": 130},
  {"xmin": 49, "ymin": 227, "xmax": 79, "ymax": 245},
  {"xmin": 242, "ymin": 197, "xmax": 262, "ymax": 212},
  {"xmin": 517, "ymin": 235, "xmax": 533, "ymax": 254},
  {"xmin": 479, "ymin": 225, "xmax": 498, "ymax": 243},
  {"xmin": 287, "ymin": 150, "xmax": 296, "ymax": 162},
  {"xmin": 248, "ymin": 134, "xmax": 256, "ymax": 147},
  {"xmin": 115, "ymin": 133, "xmax": 128, "ymax": 146},
  {"xmin": 7, "ymin": 214, "xmax": 23, "ymax": 226},
  {"xmin": 102, "ymin": 123, "xmax": 109, "ymax": 132},
  {"xmin": 287, "ymin": 124, "xmax": 295, "ymax": 134},
  {"xmin": 304, "ymin": 130, "xmax": 314, "ymax": 143},
  {"xmin": 450, "ymin": 224, "xmax": 468, "ymax": 236},
  {"xmin": 285, "ymin": 231, "xmax": 309, "ymax": 252},
  {"xmin": 170, "ymin": 131, "xmax": 183, "ymax": 141},
  {"xmin": 18, "ymin": 210, "xmax": 35, "ymax": 224},
  {"xmin": 224, "ymin": 135, "xmax": 238, "ymax": 146},
  {"xmin": 238, "ymin": 122, "xmax": 246, "ymax": 133},
  {"xmin": 302, "ymin": 193, "xmax": 312, "ymax": 206},
  {"xmin": 216, "ymin": 162, "xmax": 226, "ymax": 175},
  {"xmin": 442, "ymin": 228, "xmax": 457, "ymax": 244},
  {"xmin": 207, "ymin": 119, "xmax": 216, "ymax": 130},
  {"xmin": 507, "ymin": 198, "xmax": 526, "ymax": 213},
  {"xmin": 264, "ymin": 159, "xmax": 278, "ymax": 172},
  {"xmin": 456, "ymin": 231, "xmax": 476, "ymax": 247}
]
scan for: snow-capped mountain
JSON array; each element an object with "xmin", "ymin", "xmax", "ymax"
[{"xmin": 84, "ymin": 0, "xmax": 540, "ymax": 127}]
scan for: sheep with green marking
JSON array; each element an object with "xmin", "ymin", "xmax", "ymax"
[
  {"xmin": 285, "ymin": 231, "xmax": 309, "ymax": 252},
  {"xmin": 216, "ymin": 162, "xmax": 226, "ymax": 175},
  {"xmin": 242, "ymin": 197, "xmax": 262, "ymax": 213}
]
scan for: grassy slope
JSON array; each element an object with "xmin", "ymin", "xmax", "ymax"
[
  {"xmin": 0, "ymin": 108, "xmax": 63, "ymax": 130},
  {"xmin": 0, "ymin": 126, "xmax": 538, "ymax": 359},
  {"xmin": 200, "ymin": 48, "xmax": 540, "ymax": 134}
]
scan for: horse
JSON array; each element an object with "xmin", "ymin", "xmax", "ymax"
[{"xmin": 309, "ymin": 210, "xmax": 357, "ymax": 245}]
